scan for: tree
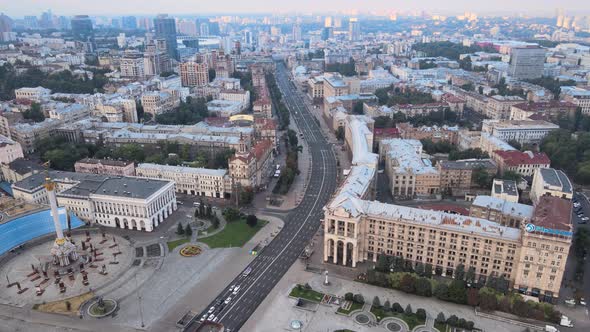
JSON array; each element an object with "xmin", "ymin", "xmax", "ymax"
[
  {"xmin": 448, "ymin": 280, "xmax": 467, "ymax": 304},
  {"xmin": 335, "ymin": 126, "xmax": 345, "ymax": 141},
  {"xmin": 208, "ymin": 68, "xmax": 216, "ymax": 82},
  {"xmin": 415, "ymin": 277, "xmax": 432, "ymax": 297},
  {"xmin": 415, "ymin": 262, "xmax": 425, "ymax": 277},
  {"xmin": 400, "ymin": 273, "xmax": 417, "ymax": 294},
  {"xmin": 465, "ymin": 266, "xmax": 476, "ymax": 285},
  {"xmin": 392, "ymin": 302, "xmax": 404, "ymax": 313},
  {"xmin": 185, "ymin": 223, "xmax": 193, "ymax": 236},
  {"xmin": 454, "ymin": 263, "xmax": 465, "ymax": 281},
  {"xmin": 383, "ymin": 300, "xmax": 391, "ymax": 312},
  {"xmin": 246, "ymin": 214, "xmax": 258, "ymax": 227},
  {"xmin": 478, "ymin": 86, "xmax": 484, "ymax": 94},
  {"xmin": 376, "ymin": 254, "xmax": 390, "ymax": 272},
  {"xmin": 467, "ymin": 288, "xmax": 480, "ymax": 306},
  {"xmin": 434, "ymin": 282, "xmax": 449, "ymax": 301},
  {"xmin": 176, "ymin": 222, "xmax": 184, "ymax": 235},
  {"xmin": 405, "ymin": 304, "xmax": 413, "ymax": 315},
  {"xmin": 352, "ymin": 101, "xmax": 364, "ymax": 115},
  {"xmin": 372, "ymin": 296, "xmax": 381, "ymax": 308},
  {"xmin": 344, "ymin": 292, "xmax": 354, "ymax": 301},
  {"xmin": 223, "ymin": 208, "xmax": 241, "ymax": 222},
  {"xmin": 22, "ymin": 103, "xmax": 45, "ymax": 122},
  {"xmin": 472, "ymin": 166, "xmax": 492, "ymax": 188},
  {"xmin": 446, "ymin": 314, "xmax": 458, "ymax": 327},
  {"xmin": 416, "ymin": 308, "xmax": 427, "ymax": 320},
  {"xmin": 435, "ymin": 312, "xmax": 446, "ymax": 324},
  {"xmin": 478, "ymin": 287, "xmax": 498, "ymax": 311},
  {"xmin": 507, "ymin": 139, "xmax": 522, "ymax": 150},
  {"xmin": 375, "ymin": 87, "xmax": 390, "ymax": 105},
  {"xmin": 212, "ymin": 215, "xmax": 220, "ymax": 229},
  {"xmin": 353, "ymin": 294, "xmax": 364, "ymax": 304},
  {"xmin": 424, "ymin": 263, "xmax": 433, "ymax": 278}
]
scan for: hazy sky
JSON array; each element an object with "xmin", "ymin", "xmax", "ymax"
[{"xmin": 0, "ymin": 0, "xmax": 587, "ymax": 17}]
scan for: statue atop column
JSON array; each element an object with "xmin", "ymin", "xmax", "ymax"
[{"xmin": 44, "ymin": 168, "xmax": 78, "ymax": 267}]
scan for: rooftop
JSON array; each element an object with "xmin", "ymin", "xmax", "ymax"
[
  {"xmin": 538, "ymin": 168, "xmax": 572, "ymax": 194},
  {"xmin": 76, "ymin": 158, "xmax": 134, "ymax": 167},
  {"xmin": 493, "ymin": 179, "xmax": 519, "ymax": 196},
  {"xmin": 439, "ymin": 159, "xmax": 496, "ymax": 170},
  {"xmin": 472, "ymin": 195, "xmax": 534, "ymax": 220},
  {"xmin": 494, "ymin": 150, "xmax": 551, "ymax": 166},
  {"xmin": 6, "ymin": 158, "xmax": 44, "ymax": 175},
  {"xmin": 531, "ymin": 196, "xmax": 572, "ymax": 233},
  {"xmin": 381, "ymin": 139, "xmax": 438, "ymax": 175},
  {"xmin": 361, "ymin": 199, "xmax": 521, "ymax": 241},
  {"xmin": 13, "ymin": 171, "xmax": 172, "ymax": 200},
  {"xmin": 137, "ymin": 163, "xmax": 227, "ymax": 177}
]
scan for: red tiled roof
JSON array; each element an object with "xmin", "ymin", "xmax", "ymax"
[
  {"xmin": 494, "ymin": 150, "xmax": 551, "ymax": 167},
  {"xmin": 532, "ymin": 196, "xmax": 572, "ymax": 232},
  {"xmin": 442, "ymin": 93, "xmax": 466, "ymax": 103},
  {"xmin": 374, "ymin": 127, "xmax": 400, "ymax": 137},
  {"xmin": 252, "ymin": 139, "xmax": 273, "ymax": 159},
  {"xmin": 512, "ymin": 101, "xmax": 578, "ymax": 112}
]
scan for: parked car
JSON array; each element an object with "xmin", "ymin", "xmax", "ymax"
[
  {"xmin": 208, "ymin": 306, "xmax": 215, "ymax": 314},
  {"xmin": 224, "ymin": 297, "xmax": 232, "ymax": 304}
]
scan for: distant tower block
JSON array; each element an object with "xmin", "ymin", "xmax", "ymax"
[{"xmin": 45, "ymin": 177, "xmax": 78, "ymax": 266}]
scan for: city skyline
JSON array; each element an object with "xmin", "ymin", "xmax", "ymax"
[{"xmin": 1, "ymin": 0, "xmax": 588, "ymax": 17}]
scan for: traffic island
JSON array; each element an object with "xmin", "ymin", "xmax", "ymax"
[{"xmin": 87, "ymin": 297, "xmax": 117, "ymax": 318}]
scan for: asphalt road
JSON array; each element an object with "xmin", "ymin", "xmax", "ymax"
[{"xmin": 184, "ymin": 62, "xmax": 338, "ymax": 331}]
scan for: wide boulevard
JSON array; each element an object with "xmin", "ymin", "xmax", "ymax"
[{"xmin": 186, "ymin": 61, "xmax": 338, "ymax": 331}]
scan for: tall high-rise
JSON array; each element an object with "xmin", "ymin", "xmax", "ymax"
[
  {"xmin": 71, "ymin": 15, "xmax": 94, "ymax": 51},
  {"xmin": 122, "ymin": 16, "xmax": 137, "ymax": 30},
  {"xmin": 292, "ymin": 24, "xmax": 302, "ymax": 41},
  {"xmin": 179, "ymin": 61, "xmax": 209, "ymax": 87},
  {"xmin": 0, "ymin": 13, "xmax": 14, "ymax": 42},
  {"xmin": 154, "ymin": 14, "xmax": 177, "ymax": 60},
  {"xmin": 348, "ymin": 18, "xmax": 360, "ymax": 41},
  {"xmin": 508, "ymin": 46, "xmax": 546, "ymax": 80}
]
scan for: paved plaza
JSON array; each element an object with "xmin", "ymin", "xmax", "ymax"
[
  {"xmin": 0, "ymin": 232, "xmax": 134, "ymax": 307},
  {"xmin": 242, "ymin": 260, "xmax": 526, "ymax": 332}
]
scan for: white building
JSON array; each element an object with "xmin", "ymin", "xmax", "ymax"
[
  {"xmin": 47, "ymin": 103, "xmax": 90, "ymax": 121},
  {"xmin": 12, "ymin": 171, "xmax": 176, "ymax": 232},
  {"xmin": 14, "ymin": 87, "xmax": 51, "ymax": 102},
  {"xmin": 120, "ymin": 52, "xmax": 145, "ymax": 79},
  {"xmin": 481, "ymin": 119, "xmax": 559, "ymax": 145},
  {"xmin": 530, "ymin": 168, "xmax": 573, "ymax": 204},
  {"xmin": 140, "ymin": 91, "xmax": 179, "ymax": 116},
  {"xmin": 219, "ymin": 89, "xmax": 251, "ymax": 111},
  {"xmin": 206, "ymin": 99, "xmax": 242, "ymax": 117},
  {"xmin": 561, "ymin": 86, "xmax": 590, "ymax": 114},
  {"xmin": 0, "ymin": 135, "xmax": 24, "ymax": 165},
  {"xmin": 136, "ymin": 163, "xmax": 229, "ymax": 198}
]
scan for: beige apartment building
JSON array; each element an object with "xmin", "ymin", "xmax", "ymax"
[
  {"xmin": 74, "ymin": 158, "xmax": 136, "ymax": 176},
  {"xmin": 379, "ymin": 138, "xmax": 440, "ymax": 197},
  {"xmin": 179, "ymin": 61, "xmax": 209, "ymax": 87},
  {"xmin": 324, "ymin": 111, "xmax": 572, "ymax": 303}
]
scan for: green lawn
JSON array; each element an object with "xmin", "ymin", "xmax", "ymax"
[
  {"xmin": 434, "ymin": 322, "xmax": 448, "ymax": 332},
  {"xmin": 167, "ymin": 237, "xmax": 190, "ymax": 252},
  {"xmin": 336, "ymin": 301, "xmax": 364, "ymax": 315},
  {"xmin": 289, "ymin": 285, "xmax": 325, "ymax": 303},
  {"xmin": 199, "ymin": 219, "xmax": 267, "ymax": 248},
  {"xmin": 370, "ymin": 306, "xmax": 425, "ymax": 330}
]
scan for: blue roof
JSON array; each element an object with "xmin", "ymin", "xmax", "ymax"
[
  {"xmin": 0, "ymin": 181, "xmax": 13, "ymax": 196},
  {"xmin": 0, "ymin": 208, "xmax": 85, "ymax": 255}
]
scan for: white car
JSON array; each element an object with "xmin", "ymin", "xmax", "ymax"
[
  {"xmin": 200, "ymin": 314, "xmax": 207, "ymax": 322},
  {"xmin": 208, "ymin": 306, "xmax": 215, "ymax": 313},
  {"xmin": 208, "ymin": 314, "xmax": 215, "ymax": 321},
  {"xmin": 224, "ymin": 297, "xmax": 232, "ymax": 304},
  {"xmin": 229, "ymin": 285, "xmax": 235, "ymax": 292},
  {"xmin": 233, "ymin": 285, "xmax": 241, "ymax": 295},
  {"xmin": 212, "ymin": 317, "xmax": 219, "ymax": 323}
]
